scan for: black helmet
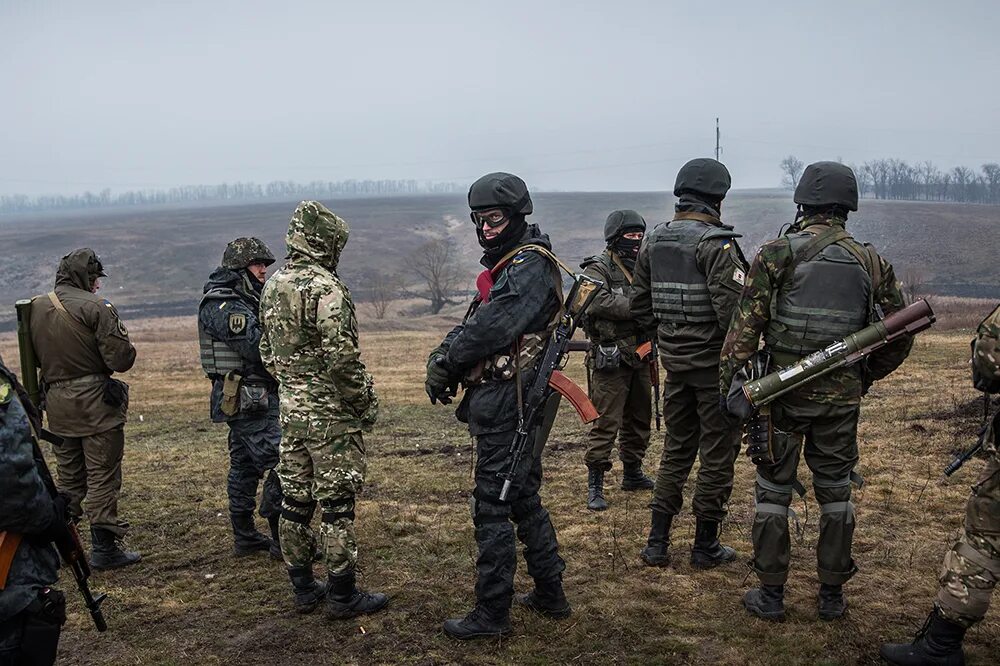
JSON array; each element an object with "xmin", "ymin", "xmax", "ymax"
[
  {"xmin": 603, "ymin": 209, "xmax": 646, "ymax": 242},
  {"xmin": 468, "ymin": 172, "xmax": 533, "ymax": 215},
  {"xmin": 222, "ymin": 237, "xmax": 276, "ymax": 270},
  {"xmin": 794, "ymin": 161, "xmax": 859, "ymax": 212},
  {"xmin": 673, "ymin": 158, "xmax": 732, "ymax": 199}
]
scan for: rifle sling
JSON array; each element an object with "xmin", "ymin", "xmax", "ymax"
[{"xmin": 46, "ymin": 291, "xmax": 94, "ymax": 337}]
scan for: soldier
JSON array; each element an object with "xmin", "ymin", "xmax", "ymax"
[
  {"xmin": 425, "ymin": 172, "xmax": 569, "ymax": 639},
  {"xmin": 631, "ymin": 158, "xmax": 748, "ymax": 569},
  {"xmin": 0, "ymin": 356, "xmax": 65, "ymax": 665},
  {"xmin": 721, "ymin": 162, "xmax": 912, "ymax": 621},
  {"xmin": 580, "ymin": 209, "xmax": 654, "ymax": 511},
  {"xmin": 259, "ymin": 201, "xmax": 386, "ymax": 619},
  {"xmin": 198, "ymin": 238, "xmax": 284, "ymax": 559},
  {"xmin": 29, "ymin": 248, "xmax": 140, "ymax": 570},
  {"xmin": 880, "ymin": 304, "xmax": 1000, "ymax": 664}
]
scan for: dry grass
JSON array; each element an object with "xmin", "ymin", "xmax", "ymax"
[{"xmin": 0, "ymin": 317, "xmax": 996, "ymax": 665}]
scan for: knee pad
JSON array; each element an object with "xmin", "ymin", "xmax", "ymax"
[
  {"xmin": 281, "ymin": 496, "xmax": 316, "ymax": 525},
  {"xmin": 814, "ymin": 475, "xmax": 853, "ymax": 505},
  {"xmin": 320, "ymin": 498, "xmax": 355, "ymax": 524}
]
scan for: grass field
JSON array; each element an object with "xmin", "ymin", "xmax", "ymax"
[{"xmin": 0, "ymin": 311, "xmax": 997, "ymax": 665}]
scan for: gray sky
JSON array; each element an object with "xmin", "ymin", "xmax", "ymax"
[{"xmin": 2, "ymin": 0, "xmax": 998, "ymax": 196}]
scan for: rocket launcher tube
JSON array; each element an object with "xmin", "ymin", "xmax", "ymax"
[
  {"xmin": 742, "ymin": 299, "xmax": 935, "ymax": 410},
  {"xmin": 15, "ymin": 299, "xmax": 41, "ymax": 408}
]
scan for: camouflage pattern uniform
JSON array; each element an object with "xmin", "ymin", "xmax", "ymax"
[
  {"xmin": 197, "ymin": 240, "xmax": 283, "ymax": 555},
  {"xmin": 259, "ymin": 202, "xmax": 377, "ymax": 576},
  {"xmin": 721, "ymin": 212, "xmax": 912, "ymax": 590},
  {"xmin": 0, "ymin": 359, "xmax": 63, "ymax": 664}
]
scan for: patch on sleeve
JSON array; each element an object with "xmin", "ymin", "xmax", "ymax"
[
  {"xmin": 732, "ymin": 267, "xmax": 746, "ymax": 286},
  {"xmin": 0, "ymin": 380, "xmax": 10, "ymax": 405},
  {"xmin": 511, "ymin": 253, "xmax": 528, "ymax": 265},
  {"xmin": 722, "ymin": 242, "xmax": 731, "ymax": 250},
  {"xmin": 116, "ymin": 319, "xmax": 129, "ymax": 337},
  {"xmin": 228, "ymin": 312, "xmax": 247, "ymax": 335}
]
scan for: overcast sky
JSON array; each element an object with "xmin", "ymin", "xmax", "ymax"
[{"xmin": 1, "ymin": 0, "xmax": 998, "ymax": 196}]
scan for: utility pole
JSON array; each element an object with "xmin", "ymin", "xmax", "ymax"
[{"xmin": 715, "ymin": 117, "xmax": 721, "ymax": 161}]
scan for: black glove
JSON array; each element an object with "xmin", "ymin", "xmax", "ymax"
[
  {"xmin": 425, "ymin": 355, "xmax": 457, "ymax": 405},
  {"xmin": 32, "ymin": 492, "xmax": 70, "ymax": 545}
]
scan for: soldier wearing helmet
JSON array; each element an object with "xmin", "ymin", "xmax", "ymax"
[
  {"xmin": 197, "ymin": 237, "xmax": 284, "ymax": 560},
  {"xmin": 631, "ymin": 158, "xmax": 748, "ymax": 571},
  {"xmin": 425, "ymin": 172, "xmax": 570, "ymax": 639},
  {"xmin": 721, "ymin": 162, "xmax": 913, "ymax": 622},
  {"xmin": 579, "ymin": 209, "xmax": 655, "ymax": 511}
]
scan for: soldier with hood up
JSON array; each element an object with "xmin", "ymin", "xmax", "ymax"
[
  {"xmin": 28, "ymin": 248, "xmax": 140, "ymax": 570},
  {"xmin": 197, "ymin": 237, "xmax": 284, "ymax": 560},
  {"xmin": 259, "ymin": 201, "xmax": 386, "ymax": 620}
]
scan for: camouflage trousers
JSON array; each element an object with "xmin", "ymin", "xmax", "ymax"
[
  {"xmin": 650, "ymin": 369, "xmax": 741, "ymax": 521},
  {"xmin": 471, "ymin": 429, "xmax": 565, "ymax": 611},
  {"xmin": 226, "ymin": 417, "xmax": 282, "ymax": 519},
  {"xmin": 750, "ymin": 394, "xmax": 860, "ymax": 586},
  {"xmin": 583, "ymin": 363, "xmax": 652, "ymax": 471},
  {"xmin": 935, "ymin": 454, "xmax": 1000, "ymax": 627},
  {"xmin": 277, "ymin": 429, "xmax": 366, "ymax": 575}
]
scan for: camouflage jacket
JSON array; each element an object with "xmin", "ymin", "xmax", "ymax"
[
  {"xmin": 197, "ymin": 267, "xmax": 278, "ymax": 423},
  {"xmin": 259, "ymin": 201, "xmax": 377, "ymax": 438},
  {"xmin": 720, "ymin": 213, "xmax": 912, "ymax": 405},
  {"xmin": 580, "ymin": 249, "xmax": 644, "ymax": 368},
  {"xmin": 630, "ymin": 198, "xmax": 747, "ymax": 377},
  {"xmin": 0, "ymin": 359, "xmax": 60, "ymax": 622},
  {"xmin": 971, "ymin": 303, "xmax": 1000, "ymax": 456},
  {"xmin": 29, "ymin": 249, "xmax": 136, "ymax": 437}
]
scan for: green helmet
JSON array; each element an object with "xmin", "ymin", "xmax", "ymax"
[
  {"xmin": 604, "ymin": 209, "xmax": 646, "ymax": 242},
  {"xmin": 794, "ymin": 161, "xmax": 859, "ymax": 212},
  {"xmin": 468, "ymin": 172, "xmax": 533, "ymax": 215},
  {"xmin": 673, "ymin": 158, "xmax": 731, "ymax": 199},
  {"xmin": 222, "ymin": 237, "xmax": 275, "ymax": 270}
]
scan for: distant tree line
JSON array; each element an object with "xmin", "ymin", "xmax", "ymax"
[
  {"xmin": 780, "ymin": 155, "xmax": 1000, "ymax": 204},
  {"xmin": 0, "ymin": 178, "xmax": 463, "ymax": 214}
]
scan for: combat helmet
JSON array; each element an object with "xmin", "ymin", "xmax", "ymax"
[
  {"xmin": 222, "ymin": 237, "xmax": 276, "ymax": 270},
  {"xmin": 794, "ymin": 161, "xmax": 859, "ymax": 212},
  {"xmin": 604, "ymin": 209, "xmax": 646, "ymax": 242},
  {"xmin": 673, "ymin": 158, "xmax": 732, "ymax": 199},
  {"xmin": 468, "ymin": 172, "xmax": 533, "ymax": 215}
]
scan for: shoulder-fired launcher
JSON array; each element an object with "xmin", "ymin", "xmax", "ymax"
[{"xmin": 739, "ymin": 299, "xmax": 935, "ymax": 411}]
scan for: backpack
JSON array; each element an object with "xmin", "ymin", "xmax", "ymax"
[{"xmin": 971, "ymin": 303, "xmax": 1000, "ymax": 393}]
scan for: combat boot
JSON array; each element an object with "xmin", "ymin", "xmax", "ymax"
[
  {"xmin": 817, "ymin": 583, "xmax": 847, "ymax": 621},
  {"xmin": 586, "ymin": 467, "xmax": 608, "ymax": 511},
  {"xmin": 880, "ymin": 608, "xmax": 967, "ymax": 666},
  {"xmin": 287, "ymin": 566, "xmax": 326, "ymax": 614},
  {"xmin": 620, "ymin": 461, "xmax": 654, "ymax": 491},
  {"xmin": 230, "ymin": 512, "xmax": 272, "ymax": 557},
  {"xmin": 89, "ymin": 527, "xmax": 142, "ymax": 570},
  {"xmin": 743, "ymin": 585, "xmax": 785, "ymax": 622},
  {"xmin": 516, "ymin": 575, "xmax": 572, "ymax": 619},
  {"xmin": 267, "ymin": 515, "xmax": 282, "ymax": 561},
  {"xmin": 639, "ymin": 510, "xmax": 672, "ymax": 567},
  {"xmin": 690, "ymin": 518, "xmax": 737, "ymax": 568},
  {"xmin": 326, "ymin": 570, "xmax": 389, "ymax": 620},
  {"xmin": 443, "ymin": 605, "xmax": 512, "ymax": 640}
]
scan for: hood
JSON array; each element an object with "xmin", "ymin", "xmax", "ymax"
[
  {"xmin": 285, "ymin": 200, "xmax": 349, "ymax": 271},
  {"xmin": 203, "ymin": 266, "xmax": 261, "ymax": 306},
  {"xmin": 480, "ymin": 223, "xmax": 551, "ymax": 269},
  {"xmin": 675, "ymin": 194, "xmax": 722, "ymax": 220},
  {"xmin": 55, "ymin": 248, "xmax": 105, "ymax": 291}
]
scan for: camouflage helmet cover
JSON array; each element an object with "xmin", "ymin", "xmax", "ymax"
[
  {"xmin": 604, "ymin": 209, "xmax": 646, "ymax": 242},
  {"xmin": 222, "ymin": 237, "xmax": 276, "ymax": 269},
  {"xmin": 673, "ymin": 158, "xmax": 732, "ymax": 199},
  {"xmin": 468, "ymin": 172, "xmax": 533, "ymax": 215},
  {"xmin": 794, "ymin": 161, "xmax": 859, "ymax": 212}
]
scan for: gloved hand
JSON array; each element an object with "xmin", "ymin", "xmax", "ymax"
[
  {"xmin": 425, "ymin": 354, "xmax": 457, "ymax": 405},
  {"xmin": 32, "ymin": 492, "xmax": 70, "ymax": 545}
]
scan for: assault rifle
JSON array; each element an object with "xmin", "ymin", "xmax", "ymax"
[
  {"xmin": 498, "ymin": 274, "xmax": 603, "ymax": 501},
  {"xmin": 944, "ymin": 401, "xmax": 998, "ymax": 477},
  {"xmin": 637, "ymin": 340, "xmax": 661, "ymax": 431}
]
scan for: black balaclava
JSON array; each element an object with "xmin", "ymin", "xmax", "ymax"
[
  {"xmin": 612, "ymin": 236, "xmax": 641, "ymax": 270},
  {"xmin": 478, "ymin": 211, "xmax": 528, "ymax": 264}
]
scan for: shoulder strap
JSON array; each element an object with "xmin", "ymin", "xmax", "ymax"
[
  {"xmin": 46, "ymin": 291, "xmax": 93, "ymax": 336},
  {"xmin": 789, "ymin": 225, "xmax": 850, "ymax": 271},
  {"xmin": 609, "ymin": 251, "xmax": 634, "ymax": 284},
  {"xmin": 492, "ymin": 243, "xmax": 576, "ymax": 278}
]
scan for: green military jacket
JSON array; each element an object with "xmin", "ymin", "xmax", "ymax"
[
  {"xmin": 581, "ymin": 249, "xmax": 644, "ymax": 368},
  {"xmin": 30, "ymin": 249, "xmax": 136, "ymax": 437},
  {"xmin": 259, "ymin": 201, "xmax": 377, "ymax": 438},
  {"xmin": 721, "ymin": 213, "xmax": 912, "ymax": 405}
]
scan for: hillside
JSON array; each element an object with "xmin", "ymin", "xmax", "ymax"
[{"xmin": 1, "ymin": 192, "xmax": 998, "ymax": 329}]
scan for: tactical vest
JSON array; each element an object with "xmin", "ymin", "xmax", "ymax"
[
  {"xmin": 764, "ymin": 226, "xmax": 872, "ymax": 356},
  {"xmin": 198, "ymin": 288, "xmax": 246, "ymax": 377},
  {"xmin": 581, "ymin": 251, "xmax": 638, "ymax": 345},
  {"xmin": 649, "ymin": 219, "xmax": 736, "ymax": 325}
]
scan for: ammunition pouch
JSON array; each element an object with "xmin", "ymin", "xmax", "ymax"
[
  {"xmin": 594, "ymin": 344, "xmax": 621, "ymax": 371},
  {"xmin": 465, "ymin": 332, "xmax": 549, "ymax": 385},
  {"xmin": 220, "ymin": 371, "xmax": 242, "ymax": 417},
  {"xmin": 743, "ymin": 407, "xmax": 775, "ymax": 466},
  {"xmin": 238, "ymin": 376, "xmax": 271, "ymax": 416},
  {"xmin": 101, "ymin": 377, "xmax": 129, "ymax": 409}
]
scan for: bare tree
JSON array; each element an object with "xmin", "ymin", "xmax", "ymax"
[
  {"xmin": 982, "ymin": 163, "xmax": 1000, "ymax": 205},
  {"xmin": 406, "ymin": 239, "xmax": 466, "ymax": 314},
  {"xmin": 779, "ymin": 155, "xmax": 805, "ymax": 189},
  {"xmin": 900, "ymin": 267, "xmax": 927, "ymax": 302},
  {"xmin": 368, "ymin": 272, "xmax": 402, "ymax": 320}
]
